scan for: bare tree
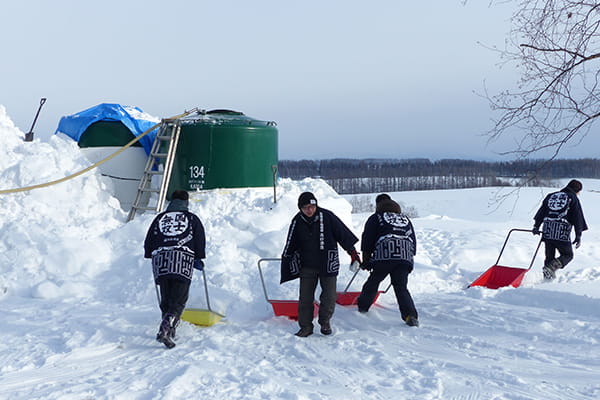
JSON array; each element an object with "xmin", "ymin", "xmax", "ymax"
[{"xmin": 488, "ymin": 1, "xmax": 600, "ymax": 159}]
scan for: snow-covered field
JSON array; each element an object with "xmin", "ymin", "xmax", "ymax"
[{"xmin": 1, "ymin": 105, "xmax": 599, "ymax": 399}]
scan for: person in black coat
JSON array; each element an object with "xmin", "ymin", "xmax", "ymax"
[
  {"xmin": 144, "ymin": 190, "xmax": 206, "ymax": 348},
  {"xmin": 533, "ymin": 179, "xmax": 588, "ymax": 280},
  {"xmin": 281, "ymin": 192, "xmax": 360, "ymax": 337},
  {"xmin": 357, "ymin": 196, "xmax": 419, "ymax": 327}
]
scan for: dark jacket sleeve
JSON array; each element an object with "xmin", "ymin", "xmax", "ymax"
[
  {"xmin": 533, "ymin": 195, "xmax": 549, "ymax": 228},
  {"xmin": 282, "ymin": 215, "xmax": 299, "ymax": 257},
  {"xmin": 328, "ymin": 210, "xmax": 358, "ymax": 252},
  {"xmin": 280, "ymin": 251, "xmax": 301, "ymax": 284},
  {"xmin": 280, "ymin": 216, "xmax": 301, "ymax": 283},
  {"xmin": 569, "ymin": 197, "xmax": 588, "ymax": 237},
  {"xmin": 144, "ymin": 217, "xmax": 158, "ymax": 258},
  {"xmin": 410, "ymin": 219, "xmax": 417, "ymax": 254},
  {"xmin": 191, "ymin": 214, "xmax": 206, "ymax": 259},
  {"xmin": 360, "ymin": 214, "xmax": 379, "ymax": 257}
]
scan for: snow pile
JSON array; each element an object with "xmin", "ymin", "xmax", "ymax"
[
  {"xmin": 121, "ymin": 105, "xmax": 161, "ymax": 124},
  {"xmin": 0, "ymin": 106, "xmax": 124, "ymax": 299},
  {"xmin": 1, "ymin": 105, "xmax": 599, "ymax": 399}
]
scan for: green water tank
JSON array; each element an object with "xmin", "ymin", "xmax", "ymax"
[{"xmin": 167, "ymin": 110, "xmax": 278, "ymax": 193}]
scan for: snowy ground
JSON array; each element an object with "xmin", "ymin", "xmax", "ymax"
[{"xmin": 1, "ymin": 105, "xmax": 599, "ymax": 399}]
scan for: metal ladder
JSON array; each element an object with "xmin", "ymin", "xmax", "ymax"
[{"xmin": 127, "ymin": 119, "xmax": 182, "ymax": 222}]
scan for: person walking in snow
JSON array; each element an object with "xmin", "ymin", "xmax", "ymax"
[
  {"xmin": 532, "ymin": 179, "xmax": 588, "ymax": 281},
  {"xmin": 281, "ymin": 192, "xmax": 361, "ymax": 337},
  {"xmin": 357, "ymin": 196, "xmax": 419, "ymax": 327},
  {"xmin": 144, "ymin": 190, "xmax": 206, "ymax": 348}
]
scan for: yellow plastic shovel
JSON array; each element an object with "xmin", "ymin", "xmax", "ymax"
[{"xmin": 181, "ymin": 269, "xmax": 224, "ymax": 327}]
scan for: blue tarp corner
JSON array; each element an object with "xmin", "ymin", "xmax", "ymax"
[{"xmin": 54, "ymin": 103, "xmax": 160, "ymax": 155}]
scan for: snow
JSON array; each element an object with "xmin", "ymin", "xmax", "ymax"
[{"xmin": 1, "ymin": 104, "xmax": 599, "ymax": 399}]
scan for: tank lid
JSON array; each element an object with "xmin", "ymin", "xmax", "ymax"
[
  {"xmin": 182, "ymin": 109, "xmax": 277, "ymax": 127},
  {"xmin": 206, "ymin": 109, "xmax": 244, "ymax": 116}
]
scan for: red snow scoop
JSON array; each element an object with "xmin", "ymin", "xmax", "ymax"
[
  {"xmin": 257, "ymin": 258, "xmax": 318, "ymax": 320},
  {"xmin": 468, "ymin": 228, "xmax": 542, "ymax": 289},
  {"xmin": 336, "ymin": 267, "xmax": 392, "ymax": 305}
]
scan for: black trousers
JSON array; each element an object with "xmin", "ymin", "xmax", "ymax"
[
  {"xmin": 298, "ymin": 268, "xmax": 337, "ymax": 330},
  {"xmin": 357, "ymin": 261, "xmax": 417, "ymax": 321},
  {"xmin": 544, "ymin": 239, "xmax": 574, "ymax": 268},
  {"xmin": 157, "ymin": 278, "xmax": 190, "ymax": 319}
]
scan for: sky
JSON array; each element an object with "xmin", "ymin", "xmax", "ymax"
[
  {"xmin": 1, "ymin": 1, "xmax": 597, "ymax": 161},
  {"xmin": 1, "ymin": 109, "xmax": 600, "ymax": 399}
]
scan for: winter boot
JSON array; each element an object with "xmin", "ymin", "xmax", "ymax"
[
  {"xmin": 543, "ymin": 258, "xmax": 562, "ymax": 281},
  {"xmin": 156, "ymin": 314, "xmax": 176, "ymax": 349},
  {"xmin": 405, "ymin": 316, "xmax": 419, "ymax": 327},
  {"xmin": 320, "ymin": 321, "xmax": 332, "ymax": 335},
  {"xmin": 294, "ymin": 327, "xmax": 314, "ymax": 337},
  {"xmin": 169, "ymin": 316, "xmax": 180, "ymax": 339}
]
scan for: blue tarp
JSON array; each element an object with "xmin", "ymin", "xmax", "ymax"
[{"xmin": 54, "ymin": 103, "xmax": 160, "ymax": 155}]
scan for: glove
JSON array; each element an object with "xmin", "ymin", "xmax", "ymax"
[
  {"xmin": 573, "ymin": 237, "xmax": 581, "ymax": 249},
  {"xmin": 360, "ymin": 253, "xmax": 371, "ymax": 271},
  {"xmin": 363, "ymin": 253, "xmax": 371, "ymax": 265},
  {"xmin": 360, "ymin": 262, "xmax": 373, "ymax": 271},
  {"xmin": 348, "ymin": 249, "xmax": 362, "ymax": 265},
  {"xmin": 193, "ymin": 259, "xmax": 204, "ymax": 270},
  {"xmin": 532, "ymin": 227, "xmax": 541, "ymax": 235}
]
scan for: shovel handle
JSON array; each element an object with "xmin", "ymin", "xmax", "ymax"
[
  {"xmin": 27, "ymin": 97, "xmax": 47, "ymax": 134},
  {"xmin": 382, "ymin": 282, "xmax": 392, "ymax": 293},
  {"xmin": 342, "ymin": 267, "xmax": 361, "ymax": 293},
  {"xmin": 201, "ymin": 269, "xmax": 213, "ymax": 312},
  {"xmin": 495, "ymin": 228, "xmax": 542, "ymax": 270},
  {"xmin": 257, "ymin": 258, "xmax": 281, "ymax": 302}
]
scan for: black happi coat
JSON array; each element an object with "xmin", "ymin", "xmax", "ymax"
[
  {"xmin": 534, "ymin": 187, "xmax": 588, "ymax": 242},
  {"xmin": 361, "ymin": 210, "xmax": 417, "ymax": 267},
  {"xmin": 281, "ymin": 207, "xmax": 358, "ymax": 283},
  {"xmin": 144, "ymin": 209, "xmax": 206, "ymax": 283}
]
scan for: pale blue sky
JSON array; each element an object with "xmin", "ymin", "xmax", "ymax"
[{"xmin": 2, "ymin": 1, "xmax": 590, "ymax": 160}]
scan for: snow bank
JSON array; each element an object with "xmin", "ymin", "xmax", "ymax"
[{"xmin": 0, "ymin": 106, "xmax": 124, "ymax": 298}]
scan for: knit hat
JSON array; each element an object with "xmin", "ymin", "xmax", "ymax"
[
  {"xmin": 375, "ymin": 193, "xmax": 391, "ymax": 204},
  {"xmin": 566, "ymin": 179, "xmax": 583, "ymax": 193},
  {"xmin": 377, "ymin": 198, "xmax": 401, "ymax": 214},
  {"xmin": 171, "ymin": 190, "xmax": 189, "ymax": 201},
  {"xmin": 298, "ymin": 192, "xmax": 317, "ymax": 209}
]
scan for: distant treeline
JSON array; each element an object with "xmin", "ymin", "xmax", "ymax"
[{"xmin": 277, "ymin": 158, "xmax": 600, "ymax": 194}]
